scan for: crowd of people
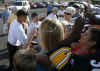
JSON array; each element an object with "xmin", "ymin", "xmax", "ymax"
[{"xmin": 0, "ymin": 1, "xmax": 100, "ymax": 71}]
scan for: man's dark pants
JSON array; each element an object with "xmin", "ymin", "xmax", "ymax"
[{"xmin": 7, "ymin": 42, "xmax": 19, "ymax": 71}]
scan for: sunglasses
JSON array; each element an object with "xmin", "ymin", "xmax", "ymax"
[{"xmin": 64, "ymin": 12, "xmax": 71, "ymax": 15}]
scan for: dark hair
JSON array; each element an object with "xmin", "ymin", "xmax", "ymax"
[
  {"xmin": 16, "ymin": 10, "xmax": 28, "ymax": 17},
  {"xmin": 59, "ymin": 16, "xmax": 85, "ymax": 47},
  {"xmin": 67, "ymin": 16, "xmax": 85, "ymax": 43},
  {"xmin": 5, "ymin": 3, "xmax": 8, "ymax": 7},
  {"xmin": 31, "ymin": 12, "xmax": 38, "ymax": 18},
  {"xmin": 89, "ymin": 28, "xmax": 100, "ymax": 50},
  {"xmin": 14, "ymin": 48, "xmax": 36, "ymax": 71}
]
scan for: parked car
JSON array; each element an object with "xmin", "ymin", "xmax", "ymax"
[
  {"xmin": 50, "ymin": 2, "xmax": 59, "ymax": 7},
  {"xmin": 34, "ymin": 2, "xmax": 47, "ymax": 8},
  {"xmin": 94, "ymin": 4, "xmax": 100, "ymax": 8},
  {"xmin": 30, "ymin": 2, "xmax": 37, "ymax": 9},
  {"xmin": 42, "ymin": 2, "xmax": 50, "ymax": 7},
  {"xmin": 8, "ymin": 1, "xmax": 30, "ymax": 12}
]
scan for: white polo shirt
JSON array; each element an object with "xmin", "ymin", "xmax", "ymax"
[
  {"xmin": 8, "ymin": 20, "xmax": 27, "ymax": 46},
  {"xmin": 46, "ymin": 13, "xmax": 57, "ymax": 20},
  {"xmin": 57, "ymin": 10, "xmax": 64, "ymax": 16},
  {"xmin": 27, "ymin": 21, "xmax": 41, "ymax": 37}
]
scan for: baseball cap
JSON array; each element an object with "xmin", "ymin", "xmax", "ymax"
[{"xmin": 64, "ymin": 7, "xmax": 76, "ymax": 16}]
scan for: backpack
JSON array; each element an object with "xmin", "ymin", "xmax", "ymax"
[{"xmin": 49, "ymin": 47, "xmax": 73, "ymax": 71}]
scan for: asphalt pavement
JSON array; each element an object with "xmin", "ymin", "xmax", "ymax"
[{"xmin": 0, "ymin": 35, "xmax": 8, "ymax": 71}]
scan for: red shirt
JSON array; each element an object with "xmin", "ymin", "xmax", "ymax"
[{"xmin": 72, "ymin": 44, "xmax": 88, "ymax": 55}]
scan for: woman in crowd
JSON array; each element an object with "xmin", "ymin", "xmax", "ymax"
[
  {"xmin": 36, "ymin": 18, "xmax": 73, "ymax": 71},
  {"xmin": 63, "ymin": 7, "xmax": 76, "ymax": 25},
  {"xmin": 72, "ymin": 27, "xmax": 100, "ymax": 71}
]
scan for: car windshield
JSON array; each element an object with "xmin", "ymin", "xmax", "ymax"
[{"xmin": 13, "ymin": 2, "xmax": 22, "ymax": 6}]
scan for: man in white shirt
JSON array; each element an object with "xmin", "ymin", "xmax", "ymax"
[
  {"xmin": 27, "ymin": 12, "xmax": 41, "ymax": 44},
  {"xmin": 57, "ymin": 6, "xmax": 64, "ymax": 16},
  {"xmin": 46, "ymin": 7, "xmax": 58, "ymax": 20},
  {"xmin": 57, "ymin": 6, "xmax": 65, "ymax": 21},
  {"xmin": 27, "ymin": 12, "xmax": 40, "ymax": 36},
  {"xmin": 7, "ymin": 10, "xmax": 28, "ymax": 71}
]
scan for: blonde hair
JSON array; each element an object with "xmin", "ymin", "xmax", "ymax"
[
  {"xmin": 14, "ymin": 48, "xmax": 36, "ymax": 71},
  {"xmin": 39, "ymin": 19, "xmax": 64, "ymax": 50}
]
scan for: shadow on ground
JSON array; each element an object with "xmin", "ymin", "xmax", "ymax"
[
  {"xmin": 0, "ymin": 65, "xmax": 8, "ymax": 71},
  {"xmin": 0, "ymin": 52, "xmax": 8, "ymax": 61}
]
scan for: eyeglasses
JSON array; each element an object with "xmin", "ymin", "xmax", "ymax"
[{"xmin": 64, "ymin": 12, "xmax": 71, "ymax": 15}]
